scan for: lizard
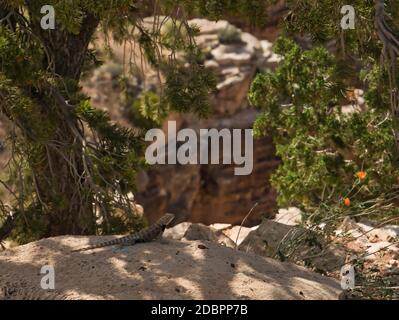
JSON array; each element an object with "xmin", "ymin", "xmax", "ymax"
[{"xmin": 72, "ymin": 213, "xmax": 175, "ymax": 252}]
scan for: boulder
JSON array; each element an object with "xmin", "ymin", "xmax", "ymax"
[
  {"xmin": 189, "ymin": 19, "xmax": 230, "ymax": 35},
  {"xmin": 274, "ymin": 207, "xmax": 302, "ymax": 226},
  {"xmin": 239, "ymin": 219, "xmax": 346, "ymax": 273},
  {"xmin": 209, "ymin": 223, "xmax": 232, "ymax": 231},
  {"xmin": 223, "ymin": 225, "xmax": 258, "ymax": 246},
  {"xmin": 0, "ymin": 236, "xmax": 341, "ymax": 300},
  {"xmin": 163, "ymin": 222, "xmax": 192, "ymax": 240},
  {"xmin": 183, "ymin": 223, "xmax": 236, "ymax": 248}
]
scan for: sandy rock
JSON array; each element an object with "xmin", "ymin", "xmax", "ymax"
[
  {"xmin": 274, "ymin": 207, "xmax": 302, "ymax": 226},
  {"xmin": 184, "ymin": 224, "xmax": 235, "ymax": 248},
  {"xmin": 0, "ymin": 236, "xmax": 341, "ymax": 300},
  {"xmin": 241, "ymin": 32, "xmax": 261, "ymax": 54},
  {"xmin": 211, "ymin": 45, "xmax": 252, "ymax": 66},
  {"xmin": 163, "ymin": 222, "xmax": 192, "ymax": 240},
  {"xmin": 195, "ymin": 34, "xmax": 220, "ymax": 50},
  {"xmin": 260, "ymin": 40, "xmax": 273, "ymax": 58},
  {"xmin": 209, "ymin": 223, "xmax": 232, "ymax": 231},
  {"xmin": 388, "ymin": 259, "xmax": 398, "ymax": 267},
  {"xmin": 183, "ymin": 223, "xmax": 217, "ymax": 241},
  {"xmin": 189, "ymin": 19, "xmax": 230, "ymax": 35},
  {"xmin": 361, "ymin": 223, "xmax": 399, "ymax": 242},
  {"xmin": 364, "ymin": 241, "xmax": 399, "ymax": 261},
  {"xmin": 216, "ymin": 73, "xmax": 246, "ymax": 90},
  {"xmin": 337, "ymin": 218, "xmax": 399, "ymax": 255},
  {"xmin": 224, "ymin": 225, "xmax": 258, "ymax": 246},
  {"xmin": 265, "ymin": 53, "xmax": 282, "ymax": 69},
  {"xmin": 239, "ymin": 219, "xmax": 346, "ymax": 272},
  {"xmin": 336, "ymin": 217, "xmax": 363, "ymax": 236},
  {"xmin": 1, "ymin": 241, "xmax": 14, "ymax": 250},
  {"xmin": 203, "ymin": 59, "xmax": 219, "ymax": 70}
]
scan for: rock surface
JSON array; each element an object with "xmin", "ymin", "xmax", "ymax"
[
  {"xmin": 183, "ymin": 223, "xmax": 236, "ymax": 248},
  {"xmin": 239, "ymin": 219, "xmax": 346, "ymax": 273},
  {"xmin": 274, "ymin": 207, "xmax": 302, "ymax": 226},
  {"xmin": 0, "ymin": 236, "xmax": 341, "ymax": 300}
]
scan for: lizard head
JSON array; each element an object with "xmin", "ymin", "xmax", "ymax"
[{"xmin": 160, "ymin": 213, "xmax": 175, "ymax": 227}]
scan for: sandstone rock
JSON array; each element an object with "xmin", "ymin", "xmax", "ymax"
[
  {"xmin": 388, "ymin": 259, "xmax": 398, "ymax": 267},
  {"xmin": 337, "ymin": 218, "xmax": 399, "ymax": 254},
  {"xmin": 203, "ymin": 59, "xmax": 219, "ymax": 70},
  {"xmin": 241, "ymin": 32, "xmax": 261, "ymax": 54},
  {"xmin": 360, "ymin": 223, "xmax": 399, "ymax": 242},
  {"xmin": 260, "ymin": 40, "xmax": 273, "ymax": 58},
  {"xmin": 189, "ymin": 19, "xmax": 230, "ymax": 35},
  {"xmin": 337, "ymin": 217, "xmax": 361, "ymax": 233},
  {"xmin": 239, "ymin": 219, "xmax": 346, "ymax": 272},
  {"xmin": 136, "ymin": 163, "xmax": 201, "ymax": 224},
  {"xmin": 0, "ymin": 236, "xmax": 341, "ymax": 300},
  {"xmin": 209, "ymin": 223, "xmax": 232, "ymax": 231},
  {"xmin": 211, "ymin": 45, "xmax": 253, "ymax": 66},
  {"xmin": 263, "ymin": 53, "xmax": 282, "ymax": 70},
  {"xmin": 196, "ymin": 34, "xmax": 220, "ymax": 50},
  {"xmin": 364, "ymin": 241, "xmax": 399, "ymax": 261},
  {"xmin": 183, "ymin": 224, "xmax": 235, "ymax": 248},
  {"xmin": 216, "ymin": 73, "xmax": 246, "ymax": 90},
  {"xmin": 1, "ymin": 241, "xmax": 14, "ymax": 250},
  {"xmin": 224, "ymin": 225, "xmax": 258, "ymax": 246},
  {"xmin": 274, "ymin": 207, "xmax": 302, "ymax": 226},
  {"xmin": 164, "ymin": 222, "xmax": 192, "ymax": 240},
  {"xmin": 184, "ymin": 223, "xmax": 218, "ymax": 241}
]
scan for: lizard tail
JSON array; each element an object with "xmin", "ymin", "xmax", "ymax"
[{"xmin": 71, "ymin": 238, "xmax": 124, "ymax": 252}]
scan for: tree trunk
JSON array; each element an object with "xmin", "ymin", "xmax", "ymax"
[{"xmin": 26, "ymin": 9, "xmax": 100, "ymax": 235}]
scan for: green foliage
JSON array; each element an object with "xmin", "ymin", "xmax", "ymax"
[
  {"xmin": 163, "ymin": 57, "xmax": 217, "ymax": 117},
  {"xmin": 195, "ymin": 0, "xmax": 275, "ymax": 26},
  {"xmin": 250, "ymin": 0, "xmax": 399, "ymax": 231},
  {"xmin": 129, "ymin": 91, "xmax": 166, "ymax": 130},
  {"xmin": 250, "ymin": 38, "xmax": 399, "ymax": 223},
  {"xmin": 160, "ymin": 19, "xmax": 190, "ymax": 50}
]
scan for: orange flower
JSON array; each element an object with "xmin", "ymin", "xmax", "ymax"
[
  {"xmin": 356, "ymin": 171, "xmax": 367, "ymax": 180},
  {"xmin": 343, "ymin": 197, "xmax": 351, "ymax": 207}
]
